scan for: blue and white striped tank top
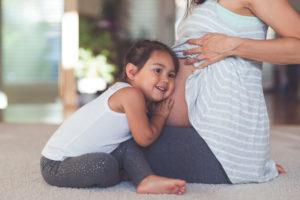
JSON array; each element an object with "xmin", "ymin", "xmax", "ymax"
[{"xmin": 173, "ymin": 0, "xmax": 278, "ymax": 184}]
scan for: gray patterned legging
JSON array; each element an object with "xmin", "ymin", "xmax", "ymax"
[
  {"xmin": 40, "ymin": 139, "xmax": 153, "ymax": 188},
  {"xmin": 40, "ymin": 127, "xmax": 230, "ymax": 188}
]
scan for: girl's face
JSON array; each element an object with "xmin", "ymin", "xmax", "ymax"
[{"xmin": 132, "ymin": 50, "xmax": 176, "ymax": 102}]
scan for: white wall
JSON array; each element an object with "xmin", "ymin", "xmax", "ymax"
[
  {"xmin": 128, "ymin": 0, "xmax": 175, "ymax": 45},
  {"xmin": 128, "ymin": 0, "xmax": 160, "ymax": 40}
]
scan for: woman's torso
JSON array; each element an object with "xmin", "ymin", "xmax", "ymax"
[
  {"xmin": 41, "ymin": 82, "xmax": 132, "ymax": 161},
  {"xmin": 172, "ymin": 0, "xmax": 278, "ymax": 184}
]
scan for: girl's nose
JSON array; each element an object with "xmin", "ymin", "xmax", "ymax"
[
  {"xmin": 162, "ymin": 73, "xmax": 171, "ymax": 81},
  {"xmin": 161, "ymin": 76, "xmax": 169, "ymax": 83}
]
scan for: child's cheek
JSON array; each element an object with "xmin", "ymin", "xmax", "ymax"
[{"xmin": 170, "ymin": 82, "xmax": 175, "ymax": 94}]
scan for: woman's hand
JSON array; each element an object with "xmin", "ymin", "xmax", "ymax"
[
  {"xmin": 276, "ymin": 163, "xmax": 286, "ymax": 174},
  {"xmin": 184, "ymin": 33, "xmax": 242, "ymax": 67}
]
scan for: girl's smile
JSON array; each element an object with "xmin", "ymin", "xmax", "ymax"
[{"xmin": 130, "ymin": 50, "xmax": 176, "ymax": 102}]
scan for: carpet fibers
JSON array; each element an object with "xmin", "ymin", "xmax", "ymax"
[{"xmin": 0, "ymin": 123, "xmax": 299, "ymax": 200}]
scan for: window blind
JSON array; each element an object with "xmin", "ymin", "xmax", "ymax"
[
  {"xmin": 2, "ymin": 0, "xmax": 63, "ymax": 83},
  {"xmin": 128, "ymin": 0, "xmax": 160, "ymax": 40}
]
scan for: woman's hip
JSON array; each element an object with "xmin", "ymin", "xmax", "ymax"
[{"xmin": 143, "ymin": 126, "xmax": 231, "ymax": 184}]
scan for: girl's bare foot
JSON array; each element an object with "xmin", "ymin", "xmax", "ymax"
[
  {"xmin": 276, "ymin": 163, "xmax": 286, "ymax": 174},
  {"xmin": 136, "ymin": 175, "xmax": 186, "ymax": 195}
]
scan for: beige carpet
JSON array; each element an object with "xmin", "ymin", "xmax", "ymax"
[{"xmin": 0, "ymin": 123, "xmax": 299, "ymax": 200}]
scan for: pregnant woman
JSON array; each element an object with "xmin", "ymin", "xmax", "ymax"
[{"xmin": 143, "ymin": 0, "xmax": 300, "ymax": 184}]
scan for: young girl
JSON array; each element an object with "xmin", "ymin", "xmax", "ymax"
[{"xmin": 40, "ymin": 40, "xmax": 186, "ymax": 195}]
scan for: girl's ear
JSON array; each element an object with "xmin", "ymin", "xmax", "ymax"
[{"xmin": 125, "ymin": 63, "xmax": 139, "ymax": 80}]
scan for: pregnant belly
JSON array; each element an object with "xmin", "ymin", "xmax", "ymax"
[{"xmin": 166, "ymin": 59, "xmax": 195, "ymax": 127}]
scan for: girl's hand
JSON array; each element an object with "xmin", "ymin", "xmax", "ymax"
[
  {"xmin": 184, "ymin": 33, "xmax": 242, "ymax": 67},
  {"xmin": 153, "ymin": 98, "xmax": 174, "ymax": 119},
  {"xmin": 276, "ymin": 163, "xmax": 286, "ymax": 174}
]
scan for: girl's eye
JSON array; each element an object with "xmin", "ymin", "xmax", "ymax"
[
  {"xmin": 169, "ymin": 73, "xmax": 176, "ymax": 79},
  {"xmin": 154, "ymin": 68, "xmax": 162, "ymax": 74}
]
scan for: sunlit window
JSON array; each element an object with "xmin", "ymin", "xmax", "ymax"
[
  {"xmin": 1, "ymin": 0, "xmax": 64, "ymax": 123},
  {"xmin": 3, "ymin": 0, "xmax": 63, "ymax": 83}
]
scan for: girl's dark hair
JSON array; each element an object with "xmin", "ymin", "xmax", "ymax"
[
  {"xmin": 120, "ymin": 40, "xmax": 179, "ymax": 81},
  {"xmin": 186, "ymin": 0, "xmax": 206, "ymax": 16}
]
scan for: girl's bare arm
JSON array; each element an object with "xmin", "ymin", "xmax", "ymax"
[{"xmin": 121, "ymin": 88, "xmax": 173, "ymax": 147}]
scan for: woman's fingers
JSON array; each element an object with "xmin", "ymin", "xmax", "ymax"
[
  {"xmin": 184, "ymin": 57, "xmax": 199, "ymax": 65},
  {"xmin": 185, "ymin": 34, "xmax": 218, "ymax": 56},
  {"xmin": 187, "ymin": 38, "xmax": 204, "ymax": 46},
  {"xmin": 184, "ymin": 47, "xmax": 202, "ymax": 55},
  {"xmin": 184, "ymin": 55, "xmax": 207, "ymax": 65},
  {"xmin": 187, "ymin": 53, "xmax": 224, "ymax": 68},
  {"xmin": 184, "ymin": 51, "xmax": 223, "ymax": 66},
  {"xmin": 187, "ymin": 33, "xmax": 214, "ymax": 45},
  {"xmin": 197, "ymin": 54, "xmax": 206, "ymax": 60}
]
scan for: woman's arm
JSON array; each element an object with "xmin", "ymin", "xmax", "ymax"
[
  {"xmin": 233, "ymin": 0, "xmax": 300, "ymax": 64},
  {"xmin": 184, "ymin": 0, "xmax": 300, "ymax": 66},
  {"xmin": 231, "ymin": 37, "xmax": 300, "ymax": 65},
  {"xmin": 121, "ymin": 88, "xmax": 173, "ymax": 147}
]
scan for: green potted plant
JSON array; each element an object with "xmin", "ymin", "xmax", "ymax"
[{"xmin": 75, "ymin": 48, "xmax": 116, "ymax": 94}]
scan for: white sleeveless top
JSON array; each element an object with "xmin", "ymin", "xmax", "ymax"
[
  {"xmin": 42, "ymin": 82, "xmax": 132, "ymax": 161},
  {"xmin": 173, "ymin": 0, "xmax": 278, "ymax": 183}
]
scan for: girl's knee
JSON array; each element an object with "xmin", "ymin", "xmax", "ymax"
[
  {"xmin": 89, "ymin": 153, "xmax": 120, "ymax": 187},
  {"xmin": 40, "ymin": 154, "xmax": 121, "ymax": 188},
  {"xmin": 89, "ymin": 153, "xmax": 119, "ymax": 172}
]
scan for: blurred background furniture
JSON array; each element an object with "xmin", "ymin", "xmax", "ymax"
[{"xmin": 0, "ymin": 0, "xmax": 299, "ymax": 125}]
